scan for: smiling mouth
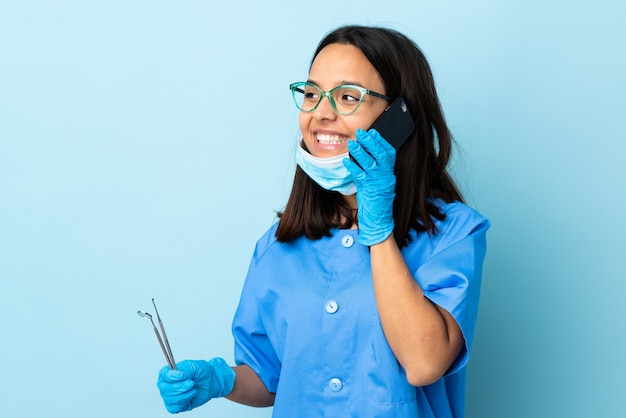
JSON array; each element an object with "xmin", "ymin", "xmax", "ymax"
[{"xmin": 316, "ymin": 133, "xmax": 348, "ymax": 145}]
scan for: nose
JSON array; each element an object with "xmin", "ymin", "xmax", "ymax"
[{"xmin": 311, "ymin": 94, "xmax": 337, "ymax": 121}]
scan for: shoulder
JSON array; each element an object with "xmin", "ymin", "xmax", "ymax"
[
  {"xmin": 411, "ymin": 200, "xmax": 490, "ymax": 254},
  {"xmin": 437, "ymin": 200, "xmax": 490, "ymax": 234},
  {"xmin": 251, "ymin": 222, "xmax": 281, "ymax": 262}
]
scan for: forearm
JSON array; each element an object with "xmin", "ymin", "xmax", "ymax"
[
  {"xmin": 226, "ymin": 365, "xmax": 275, "ymax": 407},
  {"xmin": 369, "ymin": 235, "xmax": 464, "ymax": 386}
]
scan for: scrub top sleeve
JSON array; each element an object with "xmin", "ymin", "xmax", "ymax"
[
  {"xmin": 232, "ymin": 247, "xmax": 281, "ymax": 393},
  {"xmin": 413, "ymin": 217, "xmax": 489, "ymax": 375}
]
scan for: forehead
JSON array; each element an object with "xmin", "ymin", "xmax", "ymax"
[{"xmin": 308, "ymin": 43, "xmax": 384, "ymax": 91}]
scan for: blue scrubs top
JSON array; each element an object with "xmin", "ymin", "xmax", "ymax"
[{"xmin": 232, "ymin": 201, "xmax": 489, "ymax": 417}]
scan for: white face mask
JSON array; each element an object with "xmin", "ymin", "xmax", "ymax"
[{"xmin": 295, "ymin": 140, "xmax": 357, "ymax": 196}]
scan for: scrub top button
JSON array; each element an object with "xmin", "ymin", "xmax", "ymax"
[
  {"xmin": 325, "ymin": 300, "xmax": 338, "ymax": 314},
  {"xmin": 341, "ymin": 235, "xmax": 354, "ymax": 248},
  {"xmin": 328, "ymin": 378, "xmax": 343, "ymax": 392}
]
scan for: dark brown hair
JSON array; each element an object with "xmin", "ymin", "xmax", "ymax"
[{"xmin": 276, "ymin": 25, "xmax": 463, "ymax": 247}]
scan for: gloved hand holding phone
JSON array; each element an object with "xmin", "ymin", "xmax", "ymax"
[{"xmin": 344, "ymin": 128, "xmax": 397, "ymax": 246}]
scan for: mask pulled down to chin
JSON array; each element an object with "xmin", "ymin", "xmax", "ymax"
[{"xmin": 294, "ymin": 139, "xmax": 357, "ymax": 196}]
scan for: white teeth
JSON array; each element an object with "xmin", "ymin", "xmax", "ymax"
[{"xmin": 316, "ymin": 134, "xmax": 347, "ymax": 144}]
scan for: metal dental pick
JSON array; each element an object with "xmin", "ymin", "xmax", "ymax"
[
  {"xmin": 151, "ymin": 298, "xmax": 176, "ymax": 368},
  {"xmin": 137, "ymin": 299, "xmax": 176, "ymax": 370}
]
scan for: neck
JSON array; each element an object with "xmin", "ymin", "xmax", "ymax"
[
  {"xmin": 342, "ymin": 194, "xmax": 359, "ymax": 229},
  {"xmin": 343, "ymin": 194, "xmax": 357, "ymax": 210}
]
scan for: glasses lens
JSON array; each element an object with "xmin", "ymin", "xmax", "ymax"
[
  {"xmin": 290, "ymin": 83, "xmax": 366, "ymax": 115},
  {"xmin": 331, "ymin": 86, "xmax": 364, "ymax": 115},
  {"xmin": 291, "ymin": 83, "xmax": 321, "ymax": 112}
]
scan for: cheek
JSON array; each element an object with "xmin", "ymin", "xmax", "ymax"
[
  {"xmin": 298, "ymin": 113, "xmax": 314, "ymax": 148},
  {"xmin": 298, "ymin": 112, "xmax": 310, "ymax": 132},
  {"xmin": 345, "ymin": 116, "xmax": 376, "ymax": 140}
]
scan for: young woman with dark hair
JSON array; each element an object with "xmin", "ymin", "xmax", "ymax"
[
  {"xmin": 278, "ymin": 25, "xmax": 464, "ymax": 247},
  {"xmin": 156, "ymin": 25, "xmax": 489, "ymax": 418}
]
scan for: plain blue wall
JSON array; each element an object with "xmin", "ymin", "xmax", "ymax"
[{"xmin": 1, "ymin": 1, "xmax": 624, "ymax": 417}]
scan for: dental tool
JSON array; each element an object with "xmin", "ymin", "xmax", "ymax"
[
  {"xmin": 151, "ymin": 298, "xmax": 176, "ymax": 368},
  {"xmin": 137, "ymin": 300, "xmax": 177, "ymax": 370}
]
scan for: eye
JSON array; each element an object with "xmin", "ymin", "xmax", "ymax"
[
  {"xmin": 335, "ymin": 87, "xmax": 362, "ymax": 106},
  {"xmin": 303, "ymin": 86, "xmax": 320, "ymax": 101}
]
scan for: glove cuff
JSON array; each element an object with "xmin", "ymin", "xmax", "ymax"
[
  {"xmin": 357, "ymin": 227, "xmax": 394, "ymax": 246},
  {"xmin": 208, "ymin": 357, "xmax": 236, "ymax": 398}
]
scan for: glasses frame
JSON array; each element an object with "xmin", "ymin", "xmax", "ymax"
[{"xmin": 289, "ymin": 81, "xmax": 392, "ymax": 115}]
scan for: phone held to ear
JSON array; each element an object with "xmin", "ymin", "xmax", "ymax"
[
  {"xmin": 348, "ymin": 97, "xmax": 414, "ymax": 168},
  {"xmin": 368, "ymin": 97, "xmax": 415, "ymax": 150}
]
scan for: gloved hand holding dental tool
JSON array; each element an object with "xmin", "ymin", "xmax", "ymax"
[
  {"xmin": 138, "ymin": 299, "xmax": 235, "ymax": 413},
  {"xmin": 157, "ymin": 358, "xmax": 236, "ymax": 413}
]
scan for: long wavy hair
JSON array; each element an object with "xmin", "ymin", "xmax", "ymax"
[{"xmin": 276, "ymin": 25, "xmax": 463, "ymax": 247}]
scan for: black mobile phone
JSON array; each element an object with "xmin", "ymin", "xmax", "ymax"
[{"xmin": 368, "ymin": 97, "xmax": 415, "ymax": 150}]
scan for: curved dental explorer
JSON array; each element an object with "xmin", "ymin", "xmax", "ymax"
[{"xmin": 137, "ymin": 310, "xmax": 176, "ymax": 370}]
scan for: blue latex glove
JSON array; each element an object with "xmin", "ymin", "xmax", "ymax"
[
  {"xmin": 157, "ymin": 358, "xmax": 236, "ymax": 414},
  {"xmin": 344, "ymin": 129, "xmax": 396, "ymax": 246}
]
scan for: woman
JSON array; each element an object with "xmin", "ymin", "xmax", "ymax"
[{"xmin": 157, "ymin": 25, "xmax": 490, "ymax": 417}]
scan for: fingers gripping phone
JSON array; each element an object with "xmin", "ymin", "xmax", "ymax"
[
  {"xmin": 349, "ymin": 97, "xmax": 415, "ymax": 168},
  {"xmin": 369, "ymin": 97, "xmax": 415, "ymax": 150}
]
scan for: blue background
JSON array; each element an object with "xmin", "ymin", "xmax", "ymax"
[{"xmin": 1, "ymin": 1, "xmax": 625, "ymax": 417}]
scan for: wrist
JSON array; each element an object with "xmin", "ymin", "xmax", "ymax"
[
  {"xmin": 208, "ymin": 357, "xmax": 236, "ymax": 398},
  {"xmin": 358, "ymin": 228, "xmax": 393, "ymax": 246},
  {"xmin": 367, "ymin": 230, "xmax": 394, "ymax": 247}
]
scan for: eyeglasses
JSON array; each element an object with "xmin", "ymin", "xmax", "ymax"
[{"xmin": 289, "ymin": 81, "xmax": 391, "ymax": 115}]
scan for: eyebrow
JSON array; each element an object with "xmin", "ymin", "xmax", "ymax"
[{"xmin": 306, "ymin": 79, "xmax": 367, "ymax": 89}]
